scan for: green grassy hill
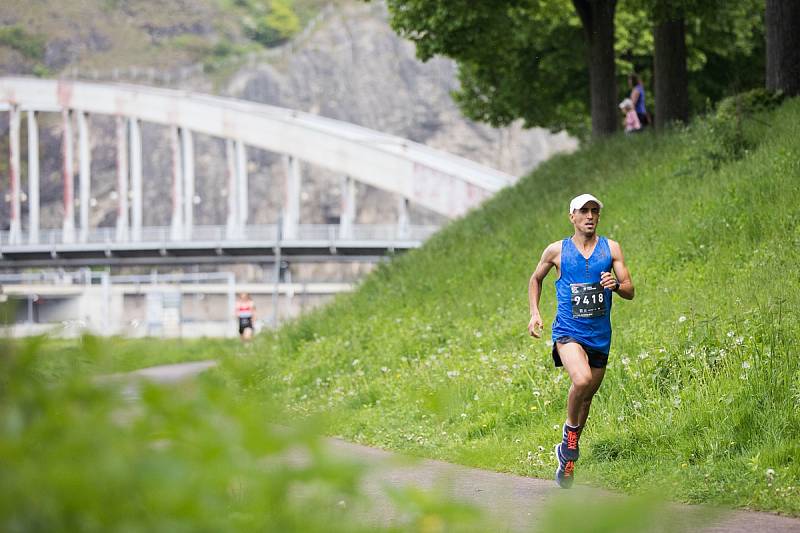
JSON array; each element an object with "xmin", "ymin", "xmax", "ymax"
[{"xmin": 248, "ymin": 93, "xmax": 800, "ymax": 514}]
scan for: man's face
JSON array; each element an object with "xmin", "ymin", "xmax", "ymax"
[{"xmin": 570, "ymin": 201, "xmax": 601, "ymax": 234}]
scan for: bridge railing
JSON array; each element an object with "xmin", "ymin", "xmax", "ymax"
[{"xmin": 0, "ymin": 224, "xmax": 439, "ymax": 248}]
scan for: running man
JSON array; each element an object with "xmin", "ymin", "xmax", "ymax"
[
  {"xmin": 236, "ymin": 292, "xmax": 256, "ymax": 341},
  {"xmin": 527, "ymin": 193, "xmax": 635, "ymax": 488}
]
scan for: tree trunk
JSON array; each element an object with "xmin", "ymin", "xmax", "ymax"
[
  {"xmin": 766, "ymin": 0, "xmax": 800, "ymax": 96},
  {"xmin": 573, "ymin": 0, "xmax": 618, "ymax": 137},
  {"xmin": 654, "ymin": 16, "xmax": 689, "ymax": 128}
]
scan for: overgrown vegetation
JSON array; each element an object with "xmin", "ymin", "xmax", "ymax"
[{"xmin": 243, "ymin": 95, "xmax": 800, "ymax": 514}]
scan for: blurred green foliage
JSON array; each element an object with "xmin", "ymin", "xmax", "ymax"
[{"xmin": 0, "ymin": 336, "xmax": 497, "ymax": 531}]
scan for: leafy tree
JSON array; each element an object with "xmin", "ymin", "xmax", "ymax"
[
  {"xmin": 387, "ymin": 0, "xmax": 765, "ymax": 137},
  {"xmin": 385, "ymin": 0, "xmax": 619, "ymax": 137}
]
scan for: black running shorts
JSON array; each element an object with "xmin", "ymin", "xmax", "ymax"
[
  {"xmin": 238, "ymin": 317, "xmax": 253, "ymax": 334},
  {"xmin": 552, "ymin": 336, "xmax": 609, "ymax": 369}
]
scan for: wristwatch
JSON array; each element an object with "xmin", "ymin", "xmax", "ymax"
[{"xmin": 613, "ymin": 280, "xmax": 621, "ymax": 292}]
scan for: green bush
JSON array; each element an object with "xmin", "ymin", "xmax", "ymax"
[
  {"xmin": 688, "ymin": 88, "xmax": 787, "ymax": 171},
  {"xmin": 242, "ymin": 0, "xmax": 300, "ymax": 47},
  {"xmin": 0, "ymin": 26, "xmax": 46, "ymax": 61}
]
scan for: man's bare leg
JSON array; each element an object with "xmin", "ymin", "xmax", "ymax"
[
  {"xmin": 557, "ymin": 342, "xmax": 606, "ymax": 427},
  {"xmin": 553, "ymin": 342, "xmax": 607, "ymax": 488}
]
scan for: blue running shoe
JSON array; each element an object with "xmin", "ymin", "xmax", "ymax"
[
  {"xmin": 554, "ymin": 443, "xmax": 575, "ymax": 489},
  {"xmin": 561, "ymin": 424, "xmax": 580, "ymax": 461}
]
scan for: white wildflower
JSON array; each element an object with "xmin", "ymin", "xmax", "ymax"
[
  {"xmin": 447, "ymin": 370, "xmax": 460, "ymax": 378},
  {"xmin": 621, "ymin": 357, "xmax": 631, "ymax": 366},
  {"xmin": 632, "ymin": 400, "xmax": 642, "ymax": 410},
  {"xmin": 673, "ymin": 397, "xmax": 682, "ymax": 407},
  {"xmin": 351, "ymin": 359, "xmax": 360, "ymax": 367},
  {"xmin": 475, "ymin": 331, "xmax": 483, "ymax": 338},
  {"xmin": 742, "ymin": 361, "xmax": 751, "ymax": 369},
  {"xmin": 380, "ymin": 366, "xmax": 389, "ymax": 373},
  {"xmin": 727, "ymin": 331, "xmax": 735, "ymax": 338},
  {"xmin": 638, "ymin": 352, "xmax": 649, "ymax": 360},
  {"xmin": 678, "ymin": 315, "xmax": 687, "ymax": 323},
  {"xmin": 473, "ymin": 394, "xmax": 480, "ymax": 401},
  {"xmin": 553, "ymin": 424, "xmax": 560, "ymax": 430},
  {"xmin": 735, "ymin": 336, "xmax": 744, "ymax": 346},
  {"xmin": 460, "ymin": 413, "xmax": 467, "ymax": 418},
  {"xmin": 532, "ymin": 390, "xmax": 541, "ymax": 397}
]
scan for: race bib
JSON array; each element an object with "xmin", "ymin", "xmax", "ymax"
[{"xmin": 570, "ymin": 282, "xmax": 606, "ymax": 318}]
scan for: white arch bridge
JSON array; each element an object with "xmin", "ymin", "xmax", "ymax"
[{"xmin": 0, "ymin": 77, "xmax": 516, "ymax": 267}]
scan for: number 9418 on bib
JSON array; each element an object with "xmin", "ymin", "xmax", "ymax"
[{"xmin": 570, "ymin": 282, "xmax": 606, "ymax": 318}]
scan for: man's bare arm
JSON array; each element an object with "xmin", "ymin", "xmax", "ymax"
[
  {"xmin": 528, "ymin": 242, "xmax": 559, "ymax": 337},
  {"xmin": 602, "ymin": 240, "xmax": 634, "ymax": 300}
]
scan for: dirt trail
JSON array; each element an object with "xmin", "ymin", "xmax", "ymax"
[{"xmin": 125, "ymin": 361, "xmax": 800, "ymax": 532}]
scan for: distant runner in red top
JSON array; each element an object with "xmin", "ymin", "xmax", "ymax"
[{"xmin": 236, "ymin": 292, "xmax": 256, "ymax": 341}]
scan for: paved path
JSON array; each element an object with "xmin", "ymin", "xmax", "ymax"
[{"xmin": 121, "ymin": 361, "xmax": 800, "ymax": 532}]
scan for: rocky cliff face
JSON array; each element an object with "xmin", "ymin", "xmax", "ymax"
[{"xmin": 223, "ymin": 2, "xmax": 576, "ymax": 224}]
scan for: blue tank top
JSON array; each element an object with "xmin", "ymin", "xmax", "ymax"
[
  {"xmin": 635, "ymin": 84, "xmax": 646, "ymax": 115},
  {"xmin": 552, "ymin": 236, "xmax": 613, "ymax": 354}
]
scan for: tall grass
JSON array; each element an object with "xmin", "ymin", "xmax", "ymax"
[{"xmin": 247, "ymin": 94, "xmax": 800, "ymax": 514}]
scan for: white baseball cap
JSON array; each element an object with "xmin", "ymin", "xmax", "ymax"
[{"xmin": 569, "ymin": 193, "xmax": 604, "ymax": 214}]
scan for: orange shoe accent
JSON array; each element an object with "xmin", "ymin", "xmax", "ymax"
[
  {"xmin": 564, "ymin": 461, "xmax": 575, "ymax": 476},
  {"xmin": 566, "ymin": 430, "xmax": 579, "ymax": 450}
]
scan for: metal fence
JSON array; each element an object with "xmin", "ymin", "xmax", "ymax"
[{"xmin": 0, "ymin": 224, "xmax": 439, "ymax": 248}]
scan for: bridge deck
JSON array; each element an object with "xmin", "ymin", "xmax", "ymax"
[{"xmin": 0, "ymin": 224, "xmax": 435, "ymax": 267}]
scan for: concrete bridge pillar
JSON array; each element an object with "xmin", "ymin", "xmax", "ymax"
[
  {"xmin": 169, "ymin": 125, "xmax": 183, "ymax": 240},
  {"xmin": 181, "ymin": 128, "xmax": 194, "ymax": 239},
  {"xmin": 339, "ymin": 175, "xmax": 356, "ymax": 239},
  {"xmin": 225, "ymin": 139, "xmax": 239, "ymax": 239},
  {"xmin": 283, "ymin": 155, "xmax": 301, "ymax": 240},
  {"xmin": 77, "ymin": 112, "xmax": 91, "ymax": 243},
  {"xmin": 236, "ymin": 140, "xmax": 247, "ymax": 227},
  {"xmin": 61, "ymin": 109, "xmax": 76, "ymax": 244},
  {"xmin": 27, "ymin": 111, "xmax": 39, "ymax": 244},
  {"xmin": 397, "ymin": 196, "xmax": 410, "ymax": 238},
  {"xmin": 7, "ymin": 104, "xmax": 21, "ymax": 244},
  {"xmin": 130, "ymin": 118, "xmax": 142, "ymax": 242},
  {"xmin": 115, "ymin": 116, "xmax": 129, "ymax": 242}
]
